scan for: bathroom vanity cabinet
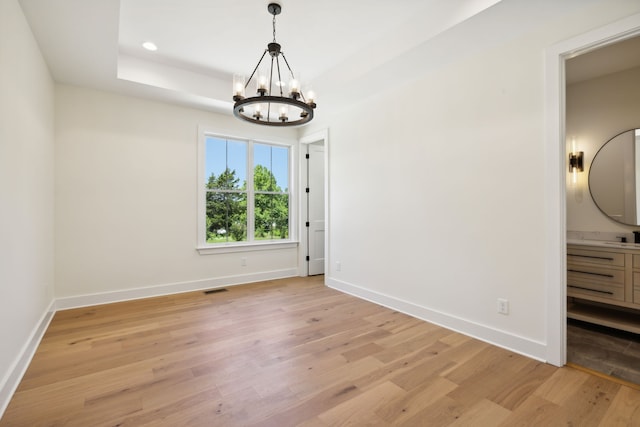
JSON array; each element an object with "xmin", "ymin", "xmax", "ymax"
[{"xmin": 567, "ymin": 242, "xmax": 640, "ymax": 334}]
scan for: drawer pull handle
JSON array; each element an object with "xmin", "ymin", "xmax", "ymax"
[
  {"xmin": 567, "ymin": 269, "xmax": 615, "ymax": 278},
  {"xmin": 568, "ymin": 254, "xmax": 615, "ymax": 261},
  {"xmin": 568, "ymin": 285, "xmax": 614, "ymax": 295}
]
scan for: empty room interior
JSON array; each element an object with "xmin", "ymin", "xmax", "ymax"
[{"xmin": 3, "ymin": 0, "xmax": 640, "ymax": 424}]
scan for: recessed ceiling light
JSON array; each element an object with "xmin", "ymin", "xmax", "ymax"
[{"xmin": 142, "ymin": 41, "xmax": 158, "ymax": 51}]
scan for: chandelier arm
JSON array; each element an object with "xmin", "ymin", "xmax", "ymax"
[
  {"xmin": 245, "ymin": 49, "xmax": 269, "ymax": 89},
  {"xmin": 280, "ymin": 52, "xmax": 295, "ymax": 80},
  {"xmin": 268, "ymin": 56, "xmax": 275, "ymax": 96},
  {"xmin": 267, "ymin": 56, "xmax": 275, "ymax": 120},
  {"xmin": 275, "ymin": 56, "xmax": 284, "ymax": 97},
  {"xmin": 279, "ymin": 52, "xmax": 304, "ymax": 102}
]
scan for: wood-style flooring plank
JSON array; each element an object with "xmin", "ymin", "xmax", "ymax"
[
  {"xmin": 374, "ymin": 376, "xmax": 458, "ymax": 424},
  {"xmin": 2, "ymin": 276, "xmax": 640, "ymax": 426},
  {"xmin": 598, "ymin": 385, "xmax": 640, "ymax": 426}
]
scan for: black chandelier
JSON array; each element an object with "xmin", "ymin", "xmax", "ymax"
[{"xmin": 232, "ymin": 3, "xmax": 316, "ymax": 127}]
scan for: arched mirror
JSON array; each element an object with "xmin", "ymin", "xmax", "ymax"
[{"xmin": 589, "ymin": 128, "xmax": 640, "ymax": 226}]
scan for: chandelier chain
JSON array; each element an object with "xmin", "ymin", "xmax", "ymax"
[{"xmin": 272, "ymin": 14, "xmax": 277, "ymax": 43}]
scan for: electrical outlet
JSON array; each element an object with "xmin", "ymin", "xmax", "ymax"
[
  {"xmin": 241, "ymin": 257, "xmax": 247, "ymax": 267},
  {"xmin": 497, "ymin": 298, "xmax": 509, "ymax": 315},
  {"xmin": 336, "ymin": 261, "xmax": 341, "ymax": 271}
]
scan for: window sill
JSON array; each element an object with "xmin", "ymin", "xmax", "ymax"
[{"xmin": 197, "ymin": 240, "xmax": 298, "ymax": 255}]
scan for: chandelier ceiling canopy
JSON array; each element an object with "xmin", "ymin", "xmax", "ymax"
[{"xmin": 232, "ymin": 3, "xmax": 316, "ymax": 127}]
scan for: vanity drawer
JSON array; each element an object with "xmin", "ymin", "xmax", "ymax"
[
  {"xmin": 567, "ymin": 266, "xmax": 625, "ymax": 302},
  {"xmin": 633, "ymin": 273, "xmax": 640, "ymax": 304},
  {"xmin": 567, "ymin": 248, "xmax": 625, "ymax": 267},
  {"xmin": 567, "ymin": 281, "xmax": 624, "ymax": 302},
  {"xmin": 633, "ymin": 254, "xmax": 640, "ymax": 268},
  {"xmin": 567, "ymin": 265, "xmax": 625, "ymax": 285}
]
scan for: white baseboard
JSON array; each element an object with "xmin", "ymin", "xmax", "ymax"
[
  {"xmin": 326, "ymin": 277, "xmax": 547, "ymax": 363},
  {"xmin": 55, "ymin": 269, "xmax": 298, "ymax": 310},
  {"xmin": 0, "ymin": 299, "xmax": 56, "ymax": 418}
]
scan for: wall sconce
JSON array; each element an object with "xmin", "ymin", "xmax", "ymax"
[
  {"xmin": 569, "ymin": 151, "xmax": 584, "ymax": 184},
  {"xmin": 569, "ymin": 151, "xmax": 584, "ymax": 173}
]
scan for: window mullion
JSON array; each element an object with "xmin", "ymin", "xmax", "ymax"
[{"xmin": 247, "ymin": 140, "xmax": 255, "ymax": 242}]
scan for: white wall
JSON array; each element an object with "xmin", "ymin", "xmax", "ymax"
[
  {"xmin": 303, "ymin": 0, "xmax": 640, "ymax": 361},
  {"xmin": 55, "ymin": 85, "xmax": 299, "ymax": 305},
  {"xmin": 0, "ymin": 0, "xmax": 55, "ymax": 411},
  {"xmin": 567, "ymin": 66, "xmax": 640, "ymax": 233}
]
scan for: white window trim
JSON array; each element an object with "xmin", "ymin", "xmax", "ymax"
[
  {"xmin": 197, "ymin": 241, "xmax": 298, "ymax": 255},
  {"xmin": 196, "ymin": 127, "xmax": 298, "ymax": 254}
]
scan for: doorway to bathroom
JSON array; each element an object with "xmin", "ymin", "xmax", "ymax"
[{"xmin": 560, "ymin": 21, "xmax": 640, "ymax": 385}]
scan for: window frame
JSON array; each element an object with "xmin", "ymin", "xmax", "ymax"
[{"xmin": 197, "ymin": 128, "xmax": 298, "ymax": 254}]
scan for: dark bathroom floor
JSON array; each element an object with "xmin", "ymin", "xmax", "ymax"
[{"xmin": 567, "ymin": 318, "xmax": 640, "ymax": 386}]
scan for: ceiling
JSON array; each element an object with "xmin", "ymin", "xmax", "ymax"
[
  {"xmin": 17, "ymin": 0, "xmax": 640, "ymax": 118},
  {"xmin": 18, "ymin": 0, "xmax": 504, "ymax": 116},
  {"xmin": 566, "ymin": 34, "xmax": 640, "ymax": 85}
]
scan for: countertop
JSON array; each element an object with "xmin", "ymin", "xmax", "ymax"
[{"xmin": 567, "ymin": 238, "xmax": 640, "ymax": 250}]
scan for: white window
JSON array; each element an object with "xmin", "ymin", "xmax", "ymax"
[{"xmin": 197, "ymin": 130, "xmax": 296, "ymax": 253}]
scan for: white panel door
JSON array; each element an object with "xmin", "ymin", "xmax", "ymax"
[{"xmin": 307, "ymin": 142, "xmax": 325, "ymax": 275}]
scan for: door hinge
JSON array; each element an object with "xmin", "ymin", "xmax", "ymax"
[
  {"xmin": 306, "ymin": 256, "xmax": 310, "ymax": 261},
  {"xmin": 306, "ymin": 187, "xmax": 310, "ymax": 193},
  {"xmin": 306, "ymin": 221, "xmax": 310, "ymax": 227},
  {"xmin": 305, "ymin": 153, "xmax": 310, "ymax": 159}
]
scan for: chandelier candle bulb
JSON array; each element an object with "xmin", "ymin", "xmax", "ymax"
[
  {"xmin": 257, "ymin": 75, "xmax": 268, "ymax": 95},
  {"xmin": 253, "ymin": 104, "xmax": 263, "ymax": 120},
  {"xmin": 289, "ymin": 78, "xmax": 300, "ymax": 99},
  {"xmin": 279, "ymin": 105, "xmax": 289, "ymax": 122},
  {"xmin": 306, "ymin": 90, "xmax": 316, "ymax": 106},
  {"xmin": 233, "ymin": 75, "xmax": 245, "ymax": 100}
]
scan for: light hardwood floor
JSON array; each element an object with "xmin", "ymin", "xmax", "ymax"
[{"xmin": 2, "ymin": 276, "xmax": 639, "ymax": 426}]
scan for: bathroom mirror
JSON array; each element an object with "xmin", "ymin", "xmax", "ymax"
[{"xmin": 589, "ymin": 128, "xmax": 640, "ymax": 226}]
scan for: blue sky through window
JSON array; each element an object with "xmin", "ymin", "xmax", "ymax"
[{"xmin": 205, "ymin": 137, "xmax": 289, "ymax": 191}]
